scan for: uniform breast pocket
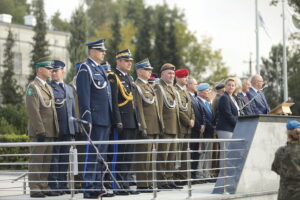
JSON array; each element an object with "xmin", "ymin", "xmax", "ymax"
[{"xmin": 93, "ymin": 74, "xmax": 106, "ymax": 86}]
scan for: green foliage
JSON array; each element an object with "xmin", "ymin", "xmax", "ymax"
[
  {"xmin": 65, "ymin": 5, "xmax": 88, "ymax": 84},
  {"xmin": 0, "ymin": 105, "xmax": 27, "ymax": 135},
  {"xmin": 28, "ymin": 0, "xmax": 50, "ymax": 82},
  {"xmin": 0, "ymin": 29, "xmax": 24, "ymax": 106},
  {"xmin": 51, "ymin": 11, "xmax": 70, "ymax": 32},
  {"xmin": 0, "ymin": 134, "xmax": 29, "ymax": 170},
  {"xmin": 261, "ymin": 43, "xmax": 300, "ymax": 115},
  {"xmin": 0, "ymin": 0, "xmax": 29, "ymax": 24}
]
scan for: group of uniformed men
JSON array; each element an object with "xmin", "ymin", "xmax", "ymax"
[{"xmin": 26, "ymin": 38, "xmax": 213, "ymax": 199}]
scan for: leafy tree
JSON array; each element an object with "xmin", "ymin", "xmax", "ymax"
[
  {"xmin": 65, "ymin": 5, "xmax": 88, "ymax": 83},
  {"xmin": 0, "ymin": 29, "xmax": 23, "ymax": 106},
  {"xmin": 51, "ymin": 11, "xmax": 70, "ymax": 32},
  {"xmin": 28, "ymin": 0, "xmax": 50, "ymax": 82},
  {"xmin": 0, "ymin": 0, "xmax": 29, "ymax": 24},
  {"xmin": 107, "ymin": 11, "xmax": 122, "ymax": 66}
]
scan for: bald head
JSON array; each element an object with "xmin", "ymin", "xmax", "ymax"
[{"xmin": 251, "ymin": 74, "xmax": 264, "ymax": 90}]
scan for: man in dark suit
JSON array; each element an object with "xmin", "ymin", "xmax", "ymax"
[
  {"xmin": 107, "ymin": 49, "xmax": 140, "ymax": 195},
  {"xmin": 186, "ymin": 77, "xmax": 205, "ymax": 180},
  {"xmin": 76, "ymin": 39, "xmax": 114, "ymax": 198},
  {"xmin": 48, "ymin": 60, "xmax": 78, "ymax": 194},
  {"xmin": 196, "ymin": 83, "xmax": 215, "ymax": 180},
  {"xmin": 247, "ymin": 74, "xmax": 270, "ymax": 114},
  {"xmin": 237, "ymin": 78, "xmax": 253, "ymax": 115}
]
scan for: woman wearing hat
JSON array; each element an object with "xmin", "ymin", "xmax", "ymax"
[{"xmin": 271, "ymin": 120, "xmax": 300, "ymax": 200}]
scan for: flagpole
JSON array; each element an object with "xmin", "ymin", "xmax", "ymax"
[
  {"xmin": 255, "ymin": 0, "xmax": 260, "ymax": 74},
  {"xmin": 282, "ymin": 0, "xmax": 288, "ymax": 101}
]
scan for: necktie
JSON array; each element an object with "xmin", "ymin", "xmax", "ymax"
[{"xmin": 205, "ymin": 101, "xmax": 212, "ymax": 114}]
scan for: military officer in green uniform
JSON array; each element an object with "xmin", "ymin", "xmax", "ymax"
[
  {"xmin": 154, "ymin": 63, "xmax": 182, "ymax": 190},
  {"xmin": 174, "ymin": 69, "xmax": 195, "ymax": 185},
  {"xmin": 134, "ymin": 59, "xmax": 164, "ymax": 192},
  {"xmin": 272, "ymin": 120, "xmax": 300, "ymax": 200},
  {"xmin": 26, "ymin": 58, "xmax": 60, "ymax": 198}
]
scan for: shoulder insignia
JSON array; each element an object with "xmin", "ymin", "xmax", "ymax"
[{"xmin": 26, "ymin": 87, "xmax": 35, "ymax": 96}]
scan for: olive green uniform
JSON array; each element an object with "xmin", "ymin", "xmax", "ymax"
[
  {"xmin": 134, "ymin": 78, "xmax": 163, "ymax": 188},
  {"xmin": 272, "ymin": 142, "xmax": 300, "ymax": 200},
  {"xmin": 154, "ymin": 79, "xmax": 181, "ymax": 186},
  {"xmin": 174, "ymin": 83, "xmax": 194, "ymax": 180},
  {"xmin": 26, "ymin": 78, "xmax": 59, "ymax": 194}
]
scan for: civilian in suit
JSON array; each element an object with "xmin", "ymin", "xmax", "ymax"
[
  {"xmin": 216, "ymin": 78, "xmax": 239, "ymax": 177},
  {"xmin": 247, "ymin": 74, "xmax": 270, "ymax": 114},
  {"xmin": 186, "ymin": 78, "xmax": 205, "ymax": 180},
  {"xmin": 196, "ymin": 83, "xmax": 215, "ymax": 180},
  {"xmin": 76, "ymin": 39, "xmax": 114, "ymax": 198},
  {"xmin": 48, "ymin": 60, "xmax": 78, "ymax": 194},
  {"xmin": 236, "ymin": 78, "xmax": 253, "ymax": 116}
]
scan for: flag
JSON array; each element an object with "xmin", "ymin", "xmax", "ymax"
[
  {"xmin": 287, "ymin": 7, "xmax": 300, "ymax": 33},
  {"xmin": 258, "ymin": 11, "xmax": 271, "ymax": 38}
]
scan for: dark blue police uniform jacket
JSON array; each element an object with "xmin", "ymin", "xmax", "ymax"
[
  {"xmin": 216, "ymin": 92, "xmax": 238, "ymax": 132},
  {"xmin": 76, "ymin": 58, "xmax": 112, "ymax": 126},
  {"xmin": 49, "ymin": 80, "xmax": 78, "ymax": 135},
  {"xmin": 247, "ymin": 87, "xmax": 270, "ymax": 115}
]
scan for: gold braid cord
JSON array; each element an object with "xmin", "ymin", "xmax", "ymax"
[{"xmin": 109, "ymin": 72, "xmax": 133, "ymax": 107}]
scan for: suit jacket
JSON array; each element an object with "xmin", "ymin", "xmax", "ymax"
[
  {"xmin": 197, "ymin": 97, "xmax": 215, "ymax": 138},
  {"xmin": 26, "ymin": 78, "xmax": 59, "ymax": 138},
  {"xmin": 247, "ymin": 87, "xmax": 270, "ymax": 114},
  {"xmin": 236, "ymin": 93, "xmax": 253, "ymax": 116},
  {"xmin": 107, "ymin": 68, "xmax": 139, "ymax": 129},
  {"xmin": 76, "ymin": 58, "xmax": 112, "ymax": 126},
  {"xmin": 190, "ymin": 93, "xmax": 205, "ymax": 134},
  {"xmin": 175, "ymin": 84, "xmax": 195, "ymax": 135},
  {"xmin": 49, "ymin": 80, "xmax": 78, "ymax": 135},
  {"xmin": 216, "ymin": 92, "xmax": 238, "ymax": 132},
  {"xmin": 134, "ymin": 78, "xmax": 163, "ymax": 134},
  {"xmin": 212, "ymin": 93, "xmax": 222, "ymax": 123},
  {"xmin": 154, "ymin": 79, "xmax": 180, "ymax": 135}
]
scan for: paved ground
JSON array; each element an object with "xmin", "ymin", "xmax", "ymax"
[{"xmin": 0, "ymin": 173, "xmax": 226, "ymax": 200}]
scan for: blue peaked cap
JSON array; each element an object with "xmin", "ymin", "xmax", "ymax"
[
  {"xmin": 85, "ymin": 38, "xmax": 107, "ymax": 50},
  {"xmin": 197, "ymin": 83, "xmax": 210, "ymax": 91},
  {"xmin": 100, "ymin": 62, "xmax": 111, "ymax": 72},
  {"xmin": 53, "ymin": 60, "xmax": 65, "ymax": 69},
  {"xmin": 135, "ymin": 58, "xmax": 153, "ymax": 70},
  {"xmin": 286, "ymin": 120, "xmax": 300, "ymax": 130}
]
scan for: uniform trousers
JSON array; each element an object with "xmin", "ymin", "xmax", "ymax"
[
  {"xmin": 83, "ymin": 125, "xmax": 110, "ymax": 194},
  {"xmin": 174, "ymin": 133, "xmax": 190, "ymax": 180},
  {"xmin": 29, "ymin": 137, "xmax": 54, "ymax": 194},
  {"xmin": 157, "ymin": 133, "xmax": 177, "ymax": 186},
  {"xmin": 135, "ymin": 134, "xmax": 159, "ymax": 188},
  {"xmin": 113, "ymin": 128, "xmax": 137, "ymax": 189},
  {"xmin": 48, "ymin": 135, "xmax": 72, "ymax": 190}
]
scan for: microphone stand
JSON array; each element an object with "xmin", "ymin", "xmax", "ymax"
[
  {"xmin": 77, "ymin": 122, "xmax": 122, "ymax": 198},
  {"xmin": 239, "ymin": 87, "xmax": 267, "ymax": 112}
]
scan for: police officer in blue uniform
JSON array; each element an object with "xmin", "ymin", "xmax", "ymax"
[
  {"xmin": 108, "ymin": 49, "xmax": 140, "ymax": 195},
  {"xmin": 76, "ymin": 39, "xmax": 114, "ymax": 198},
  {"xmin": 48, "ymin": 60, "xmax": 78, "ymax": 194}
]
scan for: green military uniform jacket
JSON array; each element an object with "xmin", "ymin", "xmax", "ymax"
[
  {"xmin": 154, "ymin": 79, "xmax": 180, "ymax": 135},
  {"xmin": 175, "ymin": 83, "xmax": 195, "ymax": 135},
  {"xmin": 26, "ymin": 78, "xmax": 59, "ymax": 138},
  {"xmin": 134, "ymin": 78, "xmax": 163, "ymax": 134},
  {"xmin": 272, "ymin": 142, "xmax": 300, "ymax": 200}
]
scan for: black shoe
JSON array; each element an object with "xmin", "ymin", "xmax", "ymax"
[
  {"xmin": 158, "ymin": 184, "xmax": 171, "ymax": 190},
  {"xmin": 30, "ymin": 192, "xmax": 45, "ymax": 198},
  {"xmin": 83, "ymin": 193, "xmax": 98, "ymax": 199},
  {"xmin": 168, "ymin": 184, "xmax": 183, "ymax": 189},
  {"xmin": 128, "ymin": 190, "xmax": 140, "ymax": 195},
  {"xmin": 175, "ymin": 181, "xmax": 187, "ymax": 186},
  {"xmin": 114, "ymin": 190, "xmax": 129, "ymax": 195},
  {"xmin": 137, "ymin": 187, "xmax": 153, "ymax": 193},
  {"xmin": 43, "ymin": 191, "xmax": 60, "ymax": 196},
  {"xmin": 98, "ymin": 191, "xmax": 115, "ymax": 197},
  {"xmin": 129, "ymin": 182, "xmax": 137, "ymax": 186}
]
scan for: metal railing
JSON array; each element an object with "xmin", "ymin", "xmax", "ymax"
[{"xmin": 0, "ymin": 138, "xmax": 245, "ymax": 199}]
